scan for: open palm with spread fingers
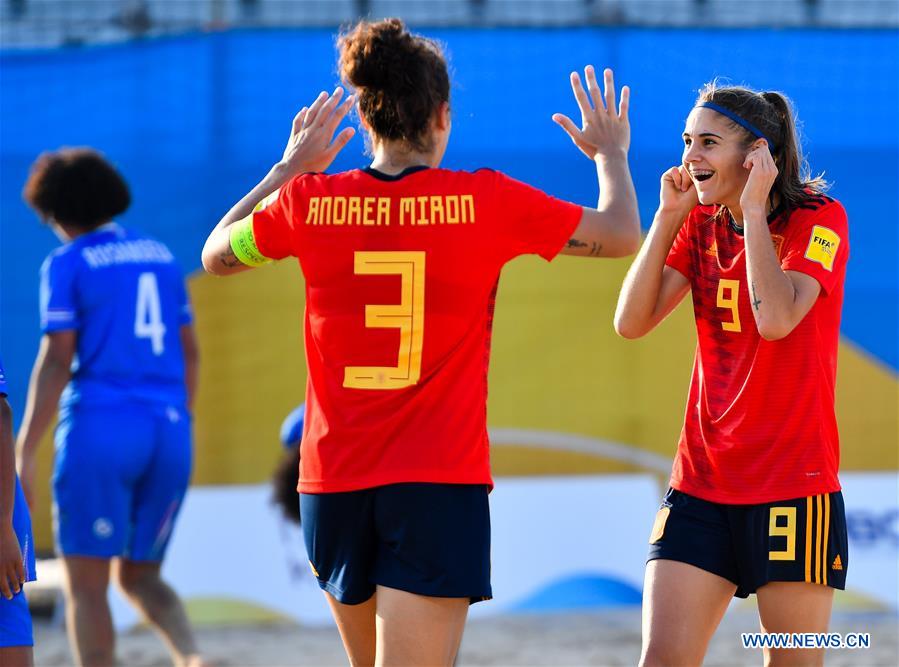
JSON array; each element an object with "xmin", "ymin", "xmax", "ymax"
[
  {"xmin": 281, "ymin": 87, "xmax": 356, "ymax": 178},
  {"xmin": 553, "ymin": 66, "xmax": 630, "ymax": 159}
]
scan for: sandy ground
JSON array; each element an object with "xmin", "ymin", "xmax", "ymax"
[{"xmin": 32, "ymin": 609, "xmax": 898, "ymax": 666}]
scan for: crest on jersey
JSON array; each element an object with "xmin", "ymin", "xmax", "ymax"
[{"xmin": 804, "ymin": 225, "xmax": 840, "ymax": 271}]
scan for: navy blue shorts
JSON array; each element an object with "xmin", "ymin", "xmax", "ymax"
[
  {"xmin": 647, "ymin": 488, "xmax": 848, "ymax": 598},
  {"xmin": 300, "ymin": 483, "xmax": 492, "ymax": 605}
]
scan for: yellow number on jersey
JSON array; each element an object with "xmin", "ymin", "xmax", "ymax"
[
  {"xmin": 716, "ymin": 278, "xmax": 741, "ymax": 332},
  {"xmin": 344, "ymin": 251, "xmax": 426, "ymax": 390},
  {"xmin": 769, "ymin": 507, "xmax": 797, "ymax": 561}
]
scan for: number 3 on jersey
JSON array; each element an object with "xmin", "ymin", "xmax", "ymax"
[
  {"xmin": 135, "ymin": 272, "xmax": 166, "ymax": 355},
  {"xmin": 344, "ymin": 251, "xmax": 426, "ymax": 390}
]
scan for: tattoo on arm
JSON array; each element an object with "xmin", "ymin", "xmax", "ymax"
[
  {"xmin": 566, "ymin": 238, "xmax": 603, "ymax": 256},
  {"xmin": 751, "ymin": 282, "xmax": 762, "ymax": 311},
  {"xmin": 219, "ymin": 246, "xmax": 243, "ymax": 268}
]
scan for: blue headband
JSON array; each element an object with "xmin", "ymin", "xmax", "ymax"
[{"xmin": 697, "ymin": 101, "xmax": 775, "ymax": 150}]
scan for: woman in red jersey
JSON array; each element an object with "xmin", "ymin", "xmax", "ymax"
[
  {"xmin": 615, "ymin": 83, "xmax": 848, "ymax": 667},
  {"xmin": 201, "ymin": 18, "xmax": 639, "ymax": 666}
]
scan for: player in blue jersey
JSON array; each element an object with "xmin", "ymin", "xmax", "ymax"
[
  {"xmin": 1, "ymin": 356, "xmax": 36, "ymax": 666},
  {"xmin": 15, "ymin": 149, "xmax": 206, "ymax": 667},
  {"xmin": 272, "ymin": 404, "xmax": 304, "ymax": 525}
]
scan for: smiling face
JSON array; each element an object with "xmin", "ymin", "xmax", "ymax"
[{"xmin": 682, "ymin": 107, "xmax": 756, "ymax": 212}]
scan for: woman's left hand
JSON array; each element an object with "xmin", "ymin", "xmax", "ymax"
[
  {"xmin": 740, "ymin": 141, "xmax": 778, "ymax": 214},
  {"xmin": 278, "ymin": 87, "xmax": 356, "ymax": 178}
]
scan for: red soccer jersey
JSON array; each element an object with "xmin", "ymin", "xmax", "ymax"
[
  {"xmin": 665, "ymin": 195, "xmax": 849, "ymax": 504},
  {"xmin": 252, "ymin": 166, "xmax": 582, "ymax": 493}
]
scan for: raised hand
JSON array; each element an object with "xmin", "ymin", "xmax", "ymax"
[
  {"xmin": 740, "ymin": 140, "xmax": 777, "ymax": 214},
  {"xmin": 280, "ymin": 87, "xmax": 356, "ymax": 177},
  {"xmin": 659, "ymin": 165, "xmax": 698, "ymax": 220},
  {"xmin": 553, "ymin": 66, "xmax": 630, "ymax": 160}
]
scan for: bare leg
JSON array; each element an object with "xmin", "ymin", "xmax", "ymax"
[
  {"xmin": 375, "ymin": 585, "xmax": 469, "ymax": 667},
  {"xmin": 323, "ymin": 590, "xmax": 377, "ymax": 666},
  {"xmin": 756, "ymin": 581, "xmax": 834, "ymax": 667},
  {"xmin": 60, "ymin": 556, "xmax": 115, "ymax": 667},
  {"xmin": 113, "ymin": 559, "xmax": 207, "ymax": 667},
  {"xmin": 640, "ymin": 559, "xmax": 737, "ymax": 667},
  {"xmin": 0, "ymin": 646, "xmax": 34, "ymax": 667}
]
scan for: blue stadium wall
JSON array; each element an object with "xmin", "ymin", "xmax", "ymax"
[{"xmin": 1, "ymin": 28, "xmax": 897, "ymax": 548}]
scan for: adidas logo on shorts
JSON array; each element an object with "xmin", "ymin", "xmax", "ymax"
[{"xmin": 832, "ymin": 555, "xmax": 843, "ymax": 571}]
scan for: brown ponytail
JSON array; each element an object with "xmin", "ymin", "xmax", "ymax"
[
  {"xmin": 338, "ymin": 18, "xmax": 450, "ymax": 153},
  {"xmin": 696, "ymin": 82, "xmax": 828, "ymax": 212}
]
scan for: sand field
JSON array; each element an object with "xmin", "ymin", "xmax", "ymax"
[{"xmin": 31, "ymin": 608, "xmax": 898, "ymax": 666}]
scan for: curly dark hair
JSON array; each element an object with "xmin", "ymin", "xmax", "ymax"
[
  {"xmin": 338, "ymin": 18, "xmax": 450, "ymax": 152},
  {"xmin": 271, "ymin": 447, "xmax": 301, "ymax": 525},
  {"xmin": 23, "ymin": 147, "xmax": 130, "ymax": 230}
]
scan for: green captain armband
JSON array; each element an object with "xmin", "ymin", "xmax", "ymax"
[{"xmin": 229, "ymin": 216, "xmax": 272, "ymax": 267}]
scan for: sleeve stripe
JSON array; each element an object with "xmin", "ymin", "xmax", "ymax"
[{"xmin": 43, "ymin": 310, "xmax": 76, "ymax": 321}]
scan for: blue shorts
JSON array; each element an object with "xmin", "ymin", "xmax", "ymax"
[
  {"xmin": 2, "ymin": 477, "xmax": 35, "ymax": 646},
  {"xmin": 300, "ymin": 483, "xmax": 492, "ymax": 605},
  {"xmin": 13, "ymin": 476, "xmax": 36, "ymax": 583},
  {"xmin": 648, "ymin": 488, "xmax": 848, "ymax": 598},
  {"xmin": 0, "ymin": 590, "xmax": 33, "ymax": 648},
  {"xmin": 53, "ymin": 402, "xmax": 192, "ymax": 561}
]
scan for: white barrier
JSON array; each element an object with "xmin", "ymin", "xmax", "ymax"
[
  {"xmin": 110, "ymin": 474, "xmax": 660, "ymax": 628},
  {"xmin": 838, "ymin": 472, "xmax": 899, "ymax": 610},
  {"xmin": 108, "ymin": 471, "xmax": 899, "ymax": 629}
]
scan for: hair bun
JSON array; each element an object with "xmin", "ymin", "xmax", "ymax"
[
  {"xmin": 340, "ymin": 18, "xmax": 417, "ymax": 94},
  {"xmin": 338, "ymin": 18, "xmax": 450, "ymax": 150}
]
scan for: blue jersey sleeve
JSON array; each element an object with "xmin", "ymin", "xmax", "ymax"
[
  {"xmin": 40, "ymin": 252, "xmax": 79, "ymax": 333},
  {"xmin": 0, "ymin": 355, "xmax": 7, "ymax": 395}
]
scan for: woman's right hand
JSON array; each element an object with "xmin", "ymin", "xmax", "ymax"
[
  {"xmin": 659, "ymin": 165, "xmax": 698, "ymax": 221},
  {"xmin": 0, "ymin": 523, "xmax": 24, "ymax": 600},
  {"xmin": 553, "ymin": 66, "xmax": 630, "ymax": 160},
  {"xmin": 278, "ymin": 88, "xmax": 356, "ymax": 178}
]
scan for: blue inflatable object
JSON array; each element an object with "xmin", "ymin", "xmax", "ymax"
[
  {"xmin": 279, "ymin": 403, "xmax": 305, "ymax": 449},
  {"xmin": 512, "ymin": 573, "xmax": 643, "ymax": 612}
]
